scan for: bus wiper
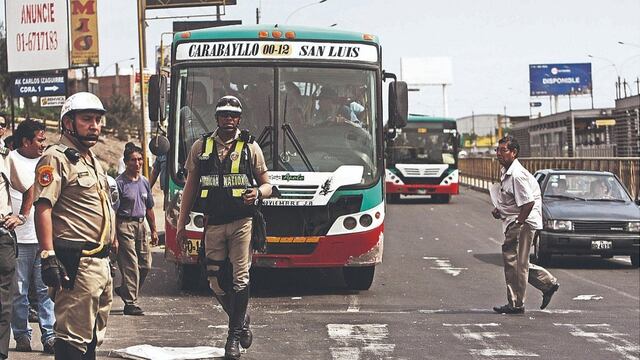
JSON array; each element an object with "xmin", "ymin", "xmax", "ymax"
[
  {"xmin": 257, "ymin": 96, "xmax": 274, "ymax": 147},
  {"xmin": 589, "ymin": 198, "xmax": 626, "ymax": 202},
  {"xmin": 281, "ymin": 95, "xmax": 314, "ymax": 172}
]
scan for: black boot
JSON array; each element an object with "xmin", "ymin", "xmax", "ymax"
[
  {"xmin": 54, "ymin": 340, "xmax": 83, "ymax": 360},
  {"xmin": 225, "ymin": 288, "xmax": 250, "ymax": 359},
  {"xmin": 240, "ymin": 313, "xmax": 252, "ymax": 349},
  {"xmin": 225, "ymin": 328, "xmax": 242, "ymax": 360}
]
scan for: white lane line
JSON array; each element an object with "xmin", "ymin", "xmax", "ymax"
[
  {"xmin": 559, "ymin": 269, "xmax": 639, "ymax": 301},
  {"xmin": 555, "ymin": 323, "xmax": 640, "ymax": 360},
  {"xmin": 444, "ymin": 323, "xmax": 538, "ymax": 357},
  {"xmin": 464, "ymin": 222, "xmax": 475, "ymax": 228},
  {"xmin": 423, "ymin": 257, "xmax": 468, "ymax": 277},
  {"xmin": 487, "ymin": 237, "xmax": 501, "ymax": 245},
  {"xmin": 347, "ymin": 295, "xmax": 360, "ymax": 313},
  {"xmin": 327, "ymin": 324, "xmax": 395, "ymax": 360},
  {"xmin": 573, "ymin": 294, "xmax": 604, "ymax": 301},
  {"xmin": 267, "ymin": 308, "xmax": 584, "ymax": 315}
]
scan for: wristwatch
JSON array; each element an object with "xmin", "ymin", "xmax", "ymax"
[
  {"xmin": 17, "ymin": 214, "xmax": 27, "ymax": 224},
  {"xmin": 515, "ymin": 220, "xmax": 523, "ymax": 226},
  {"xmin": 40, "ymin": 250, "xmax": 56, "ymax": 259}
]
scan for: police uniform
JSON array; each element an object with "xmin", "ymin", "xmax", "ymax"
[
  {"xmin": 0, "ymin": 146, "xmax": 15, "ymax": 360},
  {"xmin": 185, "ymin": 127, "xmax": 267, "ymax": 356},
  {"xmin": 33, "ymin": 135, "xmax": 114, "ymax": 354}
]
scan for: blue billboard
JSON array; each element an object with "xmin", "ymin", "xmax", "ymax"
[{"xmin": 529, "ymin": 63, "xmax": 592, "ymax": 96}]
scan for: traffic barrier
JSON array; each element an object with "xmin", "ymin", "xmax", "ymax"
[{"xmin": 459, "ymin": 157, "xmax": 640, "ymax": 199}]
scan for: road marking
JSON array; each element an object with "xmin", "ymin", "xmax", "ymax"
[
  {"xmin": 327, "ymin": 324, "xmax": 395, "ymax": 360},
  {"xmin": 444, "ymin": 323, "xmax": 539, "ymax": 357},
  {"xmin": 423, "ymin": 257, "xmax": 468, "ymax": 276},
  {"xmin": 464, "ymin": 222, "xmax": 475, "ymax": 228},
  {"xmin": 266, "ymin": 308, "xmax": 583, "ymax": 315},
  {"xmin": 573, "ymin": 294, "xmax": 604, "ymax": 301},
  {"xmin": 347, "ymin": 295, "xmax": 360, "ymax": 312},
  {"xmin": 487, "ymin": 236, "xmax": 500, "ymax": 245},
  {"xmin": 559, "ymin": 269, "xmax": 639, "ymax": 301},
  {"xmin": 555, "ymin": 323, "xmax": 640, "ymax": 360}
]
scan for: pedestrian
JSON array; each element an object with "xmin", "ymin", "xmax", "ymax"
[
  {"xmin": 491, "ymin": 136, "xmax": 559, "ymax": 314},
  {"xmin": 177, "ymin": 95, "xmax": 271, "ymax": 360},
  {"xmin": 0, "ymin": 138, "xmax": 25, "ymax": 360},
  {"xmin": 33, "ymin": 92, "xmax": 116, "ymax": 360},
  {"xmin": 7, "ymin": 119, "xmax": 56, "ymax": 353},
  {"xmin": 114, "ymin": 143, "xmax": 158, "ymax": 316},
  {"xmin": 0, "ymin": 116, "xmax": 7, "ymax": 148}
]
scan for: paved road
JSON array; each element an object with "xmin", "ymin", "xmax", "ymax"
[{"xmin": 9, "ymin": 187, "xmax": 640, "ymax": 359}]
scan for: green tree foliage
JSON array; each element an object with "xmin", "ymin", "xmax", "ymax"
[
  {"xmin": 105, "ymin": 94, "xmax": 140, "ymax": 140},
  {"xmin": 1, "ymin": 22, "xmax": 12, "ymax": 109}
]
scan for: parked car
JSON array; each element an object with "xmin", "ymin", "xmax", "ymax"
[{"xmin": 532, "ymin": 169, "xmax": 640, "ymax": 267}]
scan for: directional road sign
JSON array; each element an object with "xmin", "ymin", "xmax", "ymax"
[{"xmin": 11, "ymin": 73, "xmax": 66, "ymax": 97}]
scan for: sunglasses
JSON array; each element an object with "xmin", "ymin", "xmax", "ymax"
[
  {"xmin": 216, "ymin": 97, "xmax": 241, "ymax": 108},
  {"xmin": 217, "ymin": 111, "xmax": 241, "ymax": 119},
  {"xmin": 0, "ymin": 123, "xmax": 5, "ymax": 128}
]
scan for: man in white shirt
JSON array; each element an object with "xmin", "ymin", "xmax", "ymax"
[
  {"xmin": 491, "ymin": 136, "xmax": 559, "ymax": 314},
  {"xmin": 8, "ymin": 119, "xmax": 56, "ymax": 353}
]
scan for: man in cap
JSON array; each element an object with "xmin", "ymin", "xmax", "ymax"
[
  {"xmin": 177, "ymin": 95, "xmax": 272, "ymax": 360},
  {"xmin": 33, "ymin": 92, "xmax": 115, "ymax": 359}
]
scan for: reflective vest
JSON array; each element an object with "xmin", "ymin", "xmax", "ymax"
[{"xmin": 196, "ymin": 135, "xmax": 255, "ymax": 225}]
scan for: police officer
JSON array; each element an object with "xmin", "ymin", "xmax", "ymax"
[
  {"xmin": 177, "ymin": 95, "xmax": 271, "ymax": 360},
  {"xmin": 34, "ymin": 92, "xmax": 115, "ymax": 359}
]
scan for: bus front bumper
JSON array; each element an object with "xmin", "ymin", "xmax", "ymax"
[{"xmin": 386, "ymin": 182, "xmax": 459, "ymax": 195}]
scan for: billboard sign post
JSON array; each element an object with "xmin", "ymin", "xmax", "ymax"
[{"xmin": 529, "ymin": 63, "xmax": 592, "ymax": 96}]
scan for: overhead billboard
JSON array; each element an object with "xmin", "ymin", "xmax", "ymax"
[
  {"xmin": 70, "ymin": 0, "xmax": 100, "ymax": 67},
  {"xmin": 146, "ymin": 0, "xmax": 236, "ymax": 9},
  {"xmin": 400, "ymin": 57, "xmax": 453, "ymax": 85},
  {"xmin": 529, "ymin": 63, "xmax": 592, "ymax": 96},
  {"xmin": 5, "ymin": 0, "xmax": 70, "ymax": 72}
]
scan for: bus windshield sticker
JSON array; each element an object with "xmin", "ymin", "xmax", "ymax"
[{"xmin": 176, "ymin": 41, "xmax": 378, "ymax": 63}]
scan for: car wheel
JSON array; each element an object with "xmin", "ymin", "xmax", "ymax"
[
  {"xmin": 631, "ymin": 255, "xmax": 640, "ymax": 268},
  {"xmin": 532, "ymin": 234, "xmax": 551, "ymax": 266}
]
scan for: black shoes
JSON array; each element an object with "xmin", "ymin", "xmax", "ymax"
[
  {"xmin": 225, "ymin": 330, "xmax": 242, "ymax": 359},
  {"xmin": 123, "ymin": 304, "xmax": 145, "ymax": 316},
  {"xmin": 42, "ymin": 337, "xmax": 56, "ymax": 354},
  {"xmin": 240, "ymin": 314, "xmax": 252, "ymax": 349},
  {"xmin": 541, "ymin": 283, "xmax": 560, "ymax": 310},
  {"xmin": 493, "ymin": 304, "xmax": 525, "ymax": 314}
]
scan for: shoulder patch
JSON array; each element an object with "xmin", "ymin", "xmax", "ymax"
[{"xmin": 37, "ymin": 165, "xmax": 55, "ymax": 187}]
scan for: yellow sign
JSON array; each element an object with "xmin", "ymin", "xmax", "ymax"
[
  {"xmin": 595, "ymin": 119, "xmax": 616, "ymax": 127},
  {"xmin": 417, "ymin": 128, "xmax": 427, "ymax": 134},
  {"xmin": 70, "ymin": 0, "xmax": 99, "ymax": 67}
]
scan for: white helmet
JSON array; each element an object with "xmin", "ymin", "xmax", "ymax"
[
  {"xmin": 60, "ymin": 92, "xmax": 106, "ymax": 120},
  {"xmin": 215, "ymin": 95, "xmax": 242, "ymax": 115}
]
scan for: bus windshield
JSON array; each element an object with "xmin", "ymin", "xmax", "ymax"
[
  {"xmin": 388, "ymin": 123, "xmax": 457, "ymax": 165},
  {"xmin": 172, "ymin": 66, "xmax": 377, "ymax": 183}
]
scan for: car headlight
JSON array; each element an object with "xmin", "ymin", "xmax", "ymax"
[
  {"xmin": 545, "ymin": 220, "xmax": 573, "ymax": 231},
  {"xmin": 628, "ymin": 222, "xmax": 640, "ymax": 233}
]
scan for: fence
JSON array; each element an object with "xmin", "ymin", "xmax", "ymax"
[{"xmin": 459, "ymin": 157, "xmax": 640, "ymax": 199}]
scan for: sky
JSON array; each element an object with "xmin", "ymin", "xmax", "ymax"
[{"xmin": 2, "ymin": 0, "xmax": 640, "ymax": 119}]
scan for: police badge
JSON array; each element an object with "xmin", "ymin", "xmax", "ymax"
[{"xmin": 230, "ymin": 151, "xmax": 239, "ymax": 161}]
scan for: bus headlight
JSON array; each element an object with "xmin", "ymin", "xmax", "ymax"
[
  {"xmin": 193, "ymin": 214, "xmax": 205, "ymax": 228},
  {"xmin": 628, "ymin": 222, "xmax": 640, "ymax": 233},
  {"xmin": 359, "ymin": 214, "xmax": 373, "ymax": 227},
  {"xmin": 343, "ymin": 217, "xmax": 357, "ymax": 230}
]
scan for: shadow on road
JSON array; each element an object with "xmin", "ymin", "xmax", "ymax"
[
  {"xmin": 473, "ymin": 253, "xmax": 503, "ymax": 267},
  {"xmin": 251, "ymin": 268, "xmax": 356, "ymax": 298}
]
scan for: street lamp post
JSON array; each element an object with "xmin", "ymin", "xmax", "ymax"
[
  {"xmin": 588, "ymin": 54, "xmax": 621, "ymax": 99},
  {"xmin": 285, "ymin": 0, "xmax": 327, "ymax": 24}
]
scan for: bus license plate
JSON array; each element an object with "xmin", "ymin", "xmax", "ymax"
[
  {"xmin": 186, "ymin": 239, "xmax": 201, "ymax": 256},
  {"xmin": 591, "ymin": 240, "xmax": 612, "ymax": 250}
]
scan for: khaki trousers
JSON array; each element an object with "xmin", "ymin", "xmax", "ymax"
[
  {"xmin": 204, "ymin": 217, "xmax": 252, "ymax": 295},
  {"xmin": 116, "ymin": 219, "xmax": 151, "ymax": 305},
  {"xmin": 53, "ymin": 257, "xmax": 112, "ymax": 353},
  {"xmin": 502, "ymin": 223, "xmax": 557, "ymax": 308}
]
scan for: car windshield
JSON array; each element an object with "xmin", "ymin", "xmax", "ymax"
[
  {"xmin": 172, "ymin": 66, "xmax": 377, "ymax": 183},
  {"xmin": 543, "ymin": 174, "xmax": 632, "ymax": 202},
  {"xmin": 387, "ymin": 123, "xmax": 457, "ymax": 165}
]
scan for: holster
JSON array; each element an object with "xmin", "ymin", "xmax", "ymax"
[{"xmin": 54, "ymin": 239, "xmax": 84, "ymax": 289}]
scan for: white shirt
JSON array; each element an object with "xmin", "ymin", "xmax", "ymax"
[
  {"xmin": 496, "ymin": 159, "xmax": 543, "ymax": 232},
  {"xmin": 8, "ymin": 150, "xmax": 40, "ymax": 244}
]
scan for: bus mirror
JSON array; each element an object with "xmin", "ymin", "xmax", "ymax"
[
  {"xmin": 149, "ymin": 134, "xmax": 170, "ymax": 156},
  {"xmin": 388, "ymin": 81, "xmax": 408, "ymax": 128},
  {"xmin": 148, "ymin": 74, "xmax": 168, "ymax": 123}
]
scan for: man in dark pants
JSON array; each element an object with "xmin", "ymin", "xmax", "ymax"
[
  {"xmin": 177, "ymin": 95, "xmax": 271, "ymax": 360},
  {"xmin": 34, "ymin": 92, "xmax": 115, "ymax": 360},
  {"xmin": 0, "ymin": 139, "xmax": 28, "ymax": 359}
]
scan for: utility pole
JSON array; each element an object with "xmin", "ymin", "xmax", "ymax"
[{"xmin": 137, "ymin": 0, "xmax": 149, "ymax": 177}]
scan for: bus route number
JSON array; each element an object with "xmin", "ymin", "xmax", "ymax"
[
  {"xmin": 262, "ymin": 43, "xmax": 291, "ymax": 56},
  {"xmin": 186, "ymin": 238, "xmax": 200, "ymax": 256}
]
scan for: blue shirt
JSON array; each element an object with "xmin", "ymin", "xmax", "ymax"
[{"xmin": 115, "ymin": 174, "xmax": 154, "ymax": 218}]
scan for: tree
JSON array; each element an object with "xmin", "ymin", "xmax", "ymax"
[
  {"xmin": 105, "ymin": 94, "xmax": 140, "ymax": 140},
  {"xmin": 0, "ymin": 22, "xmax": 12, "ymax": 109}
]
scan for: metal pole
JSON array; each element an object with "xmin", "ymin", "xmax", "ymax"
[
  {"xmin": 137, "ymin": 0, "xmax": 149, "ymax": 177},
  {"xmin": 442, "ymin": 84, "xmax": 448, "ymax": 117},
  {"xmin": 570, "ymin": 111, "xmax": 576, "ymax": 157}
]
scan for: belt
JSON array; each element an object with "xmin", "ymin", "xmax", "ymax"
[{"xmin": 117, "ymin": 215, "xmax": 144, "ymax": 223}]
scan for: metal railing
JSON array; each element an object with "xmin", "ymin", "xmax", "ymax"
[{"xmin": 459, "ymin": 157, "xmax": 640, "ymax": 199}]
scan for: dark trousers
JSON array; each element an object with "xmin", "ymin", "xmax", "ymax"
[{"xmin": 0, "ymin": 233, "xmax": 16, "ymax": 359}]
